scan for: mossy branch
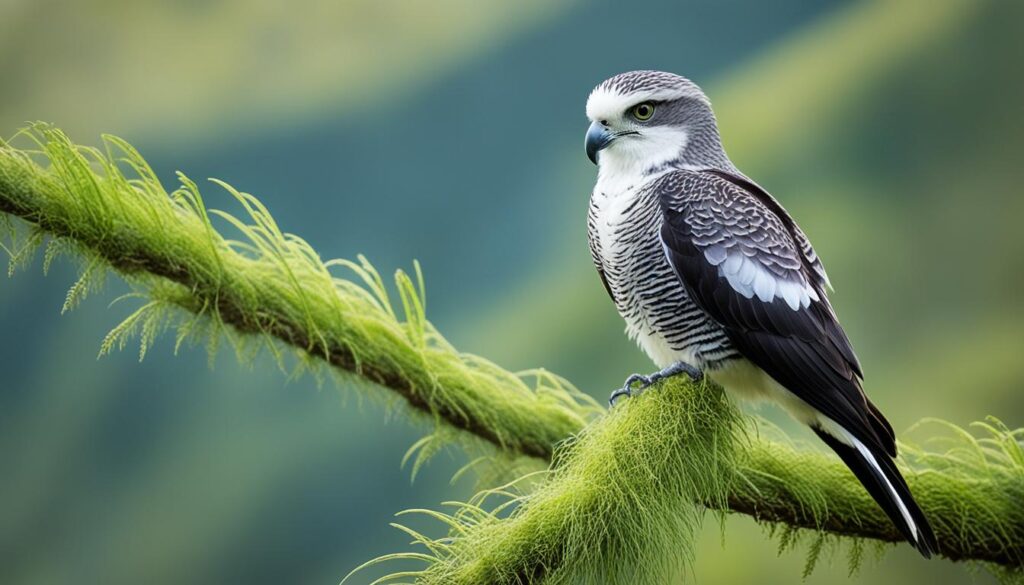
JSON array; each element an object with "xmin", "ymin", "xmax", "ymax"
[
  {"xmin": 0, "ymin": 125, "xmax": 599, "ymax": 461},
  {"xmin": 1, "ymin": 127, "xmax": 1022, "ymax": 580}
]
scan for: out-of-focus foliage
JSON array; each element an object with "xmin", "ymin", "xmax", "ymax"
[
  {"xmin": 0, "ymin": 0, "xmax": 572, "ymax": 143},
  {"xmin": 1, "ymin": 0, "xmax": 1022, "ymax": 583}
]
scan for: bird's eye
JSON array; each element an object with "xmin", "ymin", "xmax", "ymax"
[{"xmin": 631, "ymin": 102, "xmax": 655, "ymax": 121}]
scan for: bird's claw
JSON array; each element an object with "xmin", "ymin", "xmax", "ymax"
[
  {"xmin": 608, "ymin": 362, "xmax": 704, "ymax": 407},
  {"xmin": 608, "ymin": 373, "xmax": 653, "ymax": 407}
]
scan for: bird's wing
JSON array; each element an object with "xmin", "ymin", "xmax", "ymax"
[
  {"xmin": 656, "ymin": 169, "xmax": 893, "ymax": 454},
  {"xmin": 703, "ymin": 170, "xmax": 835, "ymax": 296}
]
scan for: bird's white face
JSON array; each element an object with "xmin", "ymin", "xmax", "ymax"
[{"xmin": 585, "ymin": 86, "xmax": 693, "ymax": 177}]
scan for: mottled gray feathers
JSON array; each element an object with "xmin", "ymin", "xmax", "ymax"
[
  {"xmin": 657, "ymin": 171, "xmax": 819, "ymax": 310},
  {"xmin": 597, "ymin": 70, "xmax": 706, "ymax": 103}
]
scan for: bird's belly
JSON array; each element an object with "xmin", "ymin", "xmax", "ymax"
[
  {"xmin": 589, "ymin": 185, "xmax": 736, "ymax": 370},
  {"xmin": 624, "ymin": 297, "xmax": 737, "ymax": 370},
  {"xmin": 709, "ymin": 358, "xmax": 819, "ymax": 425}
]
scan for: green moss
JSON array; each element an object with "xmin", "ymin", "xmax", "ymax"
[
  {"xmin": 0, "ymin": 124, "xmax": 602, "ymax": 462},
  {"xmin": 349, "ymin": 378, "xmax": 741, "ymax": 584},
  {"xmin": 352, "ymin": 390, "xmax": 1024, "ymax": 583}
]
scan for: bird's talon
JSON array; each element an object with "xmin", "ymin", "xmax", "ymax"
[
  {"xmin": 624, "ymin": 373, "xmax": 651, "ymax": 388},
  {"xmin": 608, "ymin": 386, "xmax": 631, "ymax": 407},
  {"xmin": 609, "ymin": 374, "xmax": 653, "ymax": 406},
  {"xmin": 608, "ymin": 362, "xmax": 703, "ymax": 407}
]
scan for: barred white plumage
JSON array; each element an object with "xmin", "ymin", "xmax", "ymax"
[
  {"xmin": 587, "ymin": 170, "xmax": 738, "ymax": 370},
  {"xmin": 584, "ymin": 70, "xmax": 937, "ymax": 558}
]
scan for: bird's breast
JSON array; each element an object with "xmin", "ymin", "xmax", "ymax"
[{"xmin": 587, "ymin": 172, "xmax": 738, "ymax": 370}]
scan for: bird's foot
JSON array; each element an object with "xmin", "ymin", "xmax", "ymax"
[
  {"xmin": 608, "ymin": 373, "xmax": 652, "ymax": 406},
  {"xmin": 608, "ymin": 361, "xmax": 704, "ymax": 407}
]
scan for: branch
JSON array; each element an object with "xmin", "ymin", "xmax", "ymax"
[
  {"xmin": 351, "ymin": 385, "xmax": 1024, "ymax": 583},
  {"xmin": 0, "ymin": 126, "xmax": 599, "ymax": 462},
  {"xmin": 1, "ymin": 127, "xmax": 1022, "ymax": 578}
]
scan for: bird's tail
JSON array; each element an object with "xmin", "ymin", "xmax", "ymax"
[{"xmin": 812, "ymin": 426, "xmax": 938, "ymax": 558}]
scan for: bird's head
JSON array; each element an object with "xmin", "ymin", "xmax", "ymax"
[{"xmin": 585, "ymin": 71, "xmax": 721, "ymax": 174}]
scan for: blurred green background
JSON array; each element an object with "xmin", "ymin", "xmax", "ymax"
[{"xmin": 1, "ymin": 0, "xmax": 1021, "ymax": 583}]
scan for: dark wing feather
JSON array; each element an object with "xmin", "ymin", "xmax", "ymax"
[{"xmin": 656, "ymin": 170, "xmax": 894, "ymax": 455}]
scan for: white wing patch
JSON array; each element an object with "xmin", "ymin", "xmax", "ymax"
[{"xmin": 706, "ymin": 250, "xmax": 820, "ymax": 311}]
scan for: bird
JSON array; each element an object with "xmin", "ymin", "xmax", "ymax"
[{"xmin": 583, "ymin": 70, "xmax": 937, "ymax": 557}]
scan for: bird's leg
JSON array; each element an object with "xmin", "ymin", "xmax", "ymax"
[{"xmin": 608, "ymin": 361, "xmax": 704, "ymax": 406}]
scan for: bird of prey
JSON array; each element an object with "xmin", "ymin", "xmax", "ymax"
[{"xmin": 584, "ymin": 70, "xmax": 937, "ymax": 557}]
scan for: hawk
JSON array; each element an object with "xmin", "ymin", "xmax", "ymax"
[{"xmin": 584, "ymin": 70, "xmax": 936, "ymax": 557}]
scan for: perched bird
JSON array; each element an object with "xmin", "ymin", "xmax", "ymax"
[{"xmin": 584, "ymin": 70, "xmax": 937, "ymax": 557}]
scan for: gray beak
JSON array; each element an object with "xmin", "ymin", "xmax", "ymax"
[{"xmin": 585, "ymin": 121, "xmax": 613, "ymax": 165}]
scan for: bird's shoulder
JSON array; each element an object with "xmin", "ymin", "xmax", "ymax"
[
  {"xmin": 649, "ymin": 169, "xmax": 793, "ymax": 242},
  {"xmin": 650, "ymin": 168, "xmax": 832, "ymax": 296}
]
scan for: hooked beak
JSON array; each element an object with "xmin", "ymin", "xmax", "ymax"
[{"xmin": 585, "ymin": 121, "xmax": 613, "ymax": 165}]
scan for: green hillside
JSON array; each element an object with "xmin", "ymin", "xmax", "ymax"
[{"xmin": 0, "ymin": 0, "xmax": 572, "ymax": 144}]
